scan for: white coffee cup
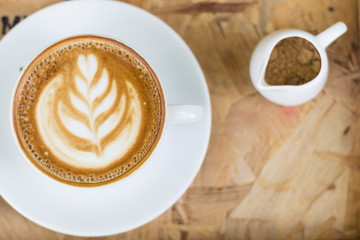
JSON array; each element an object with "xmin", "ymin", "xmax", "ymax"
[{"xmin": 10, "ymin": 35, "xmax": 204, "ymax": 188}]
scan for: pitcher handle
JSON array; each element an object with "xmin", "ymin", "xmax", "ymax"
[{"xmin": 315, "ymin": 22, "xmax": 347, "ymax": 49}]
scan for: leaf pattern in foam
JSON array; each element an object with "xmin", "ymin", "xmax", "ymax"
[
  {"xmin": 36, "ymin": 52, "xmax": 144, "ymax": 165},
  {"xmin": 59, "ymin": 54, "xmax": 124, "ymax": 150}
]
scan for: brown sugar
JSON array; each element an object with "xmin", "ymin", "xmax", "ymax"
[{"xmin": 264, "ymin": 37, "xmax": 321, "ymax": 85}]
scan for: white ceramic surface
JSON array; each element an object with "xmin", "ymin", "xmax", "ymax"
[
  {"xmin": 250, "ymin": 22, "xmax": 347, "ymax": 106},
  {"xmin": 0, "ymin": 0, "xmax": 211, "ymax": 237}
]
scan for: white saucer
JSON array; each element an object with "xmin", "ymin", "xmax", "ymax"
[{"xmin": 0, "ymin": 1, "xmax": 211, "ymax": 237}]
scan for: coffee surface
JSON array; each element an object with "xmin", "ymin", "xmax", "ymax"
[
  {"xmin": 13, "ymin": 36, "xmax": 165, "ymax": 186},
  {"xmin": 265, "ymin": 37, "xmax": 321, "ymax": 85}
]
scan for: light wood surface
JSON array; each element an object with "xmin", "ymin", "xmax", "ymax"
[{"xmin": 0, "ymin": 0, "xmax": 359, "ymax": 239}]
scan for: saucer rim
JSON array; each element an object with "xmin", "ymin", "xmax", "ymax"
[{"xmin": 0, "ymin": 0, "xmax": 211, "ymax": 237}]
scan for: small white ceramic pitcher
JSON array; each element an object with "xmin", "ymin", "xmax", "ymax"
[{"xmin": 250, "ymin": 22, "xmax": 347, "ymax": 106}]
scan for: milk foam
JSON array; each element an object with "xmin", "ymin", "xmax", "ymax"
[{"xmin": 36, "ymin": 54, "xmax": 142, "ymax": 168}]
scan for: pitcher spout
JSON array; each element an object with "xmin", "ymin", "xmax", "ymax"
[
  {"xmin": 255, "ymin": 62, "xmax": 286, "ymax": 91},
  {"xmin": 255, "ymin": 61, "xmax": 268, "ymax": 89},
  {"xmin": 256, "ymin": 62, "xmax": 297, "ymax": 91}
]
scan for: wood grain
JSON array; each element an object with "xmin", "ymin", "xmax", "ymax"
[{"xmin": 0, "ymin": 0, "xmax": 359, "ymax": 239}]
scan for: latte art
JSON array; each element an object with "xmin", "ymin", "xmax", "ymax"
[
  {"xmin": 37, "ymin": 54, "xmax": 142, "ymax": 168},
  {"xmin": 13, "ymin": 36, "xmax": 165, "ymax": 186}
]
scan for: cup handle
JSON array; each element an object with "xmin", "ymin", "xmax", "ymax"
[
  {"xmin": 167, "ymin": 105, "xmax": 203, "ymax": 123},
  {"xmin": 315, "ymin": 21, "xmax": 347, "ymax": 49}
]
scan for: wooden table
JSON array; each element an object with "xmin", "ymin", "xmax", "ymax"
[{"xmin": 0, "ymin": 0, "xmax": 359, "ymax": 239}]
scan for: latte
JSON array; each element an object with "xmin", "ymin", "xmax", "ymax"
[{"xmin": 12, "ymin": 35, "xmax": 165, "ymax": 186}]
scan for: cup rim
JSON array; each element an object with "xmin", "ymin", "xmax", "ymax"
[{"xmin": 10, "ymin": 34, "xmax": 168, "ymax": 189}]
